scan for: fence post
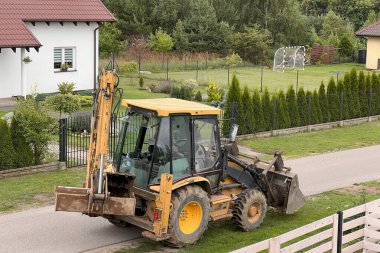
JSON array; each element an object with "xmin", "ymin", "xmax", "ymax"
[
  {"xmin": 272, "ymin": 98, "xmax": 277, "ymax": 135},
  {"xmin": 59, "ymin": 118, "xmax": 67, "ymax": 169},
  {"xmin": 339, "ymin": 92, "xmax": 344, "ymax": 126},
  {"xmin": 336, "ymin": 211, "xmax": 343, "ymax": 253}
]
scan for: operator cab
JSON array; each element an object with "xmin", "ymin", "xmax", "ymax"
[{"xmin": 113, "ymin": 98, "xmax": 223, "ymax": 190}]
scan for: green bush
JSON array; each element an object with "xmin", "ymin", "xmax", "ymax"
[
  {"xmin": 241, "ymin": 86, "xmax": 254, "ymax": 134},
  {"xmin": 350, "ymin": 69, "xmax": 361, "ymax": 118},
  {"xmin": 327, "ymin": 77, "xmax": 339, "ymax": 121},
  {"xmin": 11, "ymin": 117, "xmax": 34, "ymax": 168},
  {"xmin": 222, "ymin": 75, "xmax": 243, "ymax": 135},
  {"xmin": 0, "ymin": 119, "xmax": 16, "ymax": 170},
  {"xmin": 261, "ymin": 88, "xmax": 272, "ymax": 131},
  {"xmin": 139, "ymin": 77, "xmax": 144, "ymax": 88},
  {"xmin": 358, "ymin": 71, "xmax": 368, "ymax": 117},
  {"xmin": 194, "ymin": 90, "xmax": 202, "ymax": 102},
  {"xmin": 205, "ymin": 80, "xmax": 222, "ymax": 102},
  {"xmin": 275, "ymin": 90, "xmax": 291, "ymax": 129},
  {"xmin": 297, "ymin": 87, "xmax": 308, "ymax": 126},
  {"xmin": 252, "ymin": 89, "xmax": 265, "ymax": 132},
  {"xmin": 286, "ymin": 85, "xmax": 300, "ymax": 127},
  {"xmin": 318, "ymin": 82, "xmax": 329, "ymax": 122},
  {"xmin": 120, "ymin": 61, "xmax": 138, "ymax": 77},
  {"xmin": 58, "ymin": 82, "xmax": 76, "ymax": 94},
  {"xmin": 45, "ymin": 94, "xmax": 81, "ymax": 118},
  {"xmin": 78, "ymin": 96, "xmax": 93, "ymax": 107}
]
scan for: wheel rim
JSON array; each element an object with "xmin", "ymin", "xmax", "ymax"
[
  {"xmin": 178, "ymin": 201, "xmax": 203, "ymax": 234},
  {"xmin": 247, "ymin": 202, "xmax": 261, "ymax": 223}
]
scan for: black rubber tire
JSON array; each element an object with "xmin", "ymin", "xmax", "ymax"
[
  {"xmin": 106, "ymin": 216, "xmax": 131, "ymax": 228},
  {"xmin": 164, "ymin": 185, "xmax": 210, "ymax": 248},
  {"xmin": 232, "ymin": 189, "xmax": 267, "ymax": 232}
]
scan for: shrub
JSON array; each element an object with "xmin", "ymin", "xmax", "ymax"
[
  {"xmin": 78, "ymin": 96, "xmax": 93, "ymax": 107},
  {"xmin": 45, "ymin": 94, "xmax": 81, "ymax": 118},
  {"xmin": 358, "ymin": 71, "xmax": 368, "ymax": 117},
  {"xmin": 58, "ymin": 82, "xmax": 76, "ymax": 94},
  {"xmin": 286, "ymin": 85, "xmax": 300, "ymax": 127},
  {"xmin": 327, "ymin": 77, "xmax": 340, "ymax": 121},
  {"xmin": 139, "ymin": 77, "xmax": 144, "ymax": 88},
  {"xmin": 156, "ymin": 80, "xmax": 173, "ymax": 94},
  {"xmin": 120, "ymin": 61, "xmax": 138, "ymax": 77},
  {"xmin": 0, "ymin": 119, "xmax": 15, "ymax": 170},
  {"xmin": 297, "ymin": 87, "xmax": 308, "ymax": 126},
  {"xmin": 252, "ymin": 89, "xmax": 265, "ymax": 132},
  {"xmin": 194, "ymin": 90, "xmax": 202, "ymax": 102},
  {"xmin": 318, "ymin": 82, "xmax": 329, "ymax": 122},
  {"xmin": 184, "ymin": 79, "xmax": 198, "ymax": 90},
  {"xmin": 205, "ymin": 80, "xmax": 222, "ymax": 102},
  {"xmin": 11, "ymin": 117, "xmax": 34, "ymax": 168},
  {"xmin": 241, "ymin": 86, "xmax": 254, "ymax": 134},
  {"xmin": 222, "ymin": 75, "xmax": 243, "ymax": 135},
  {"xmin": 261, "ymin": 88, "xmax": 272, "ymax": 131},
  {"xmin": 13, "ymin": 98, "xmax": 56, "ymax": 165},
  {"xmin": 275, "ymin": 91, "xmax": 291, "ymax": 129},
  {"xmin": 350, "ymin": 69, "xmax": 361, "ymax": 118}
]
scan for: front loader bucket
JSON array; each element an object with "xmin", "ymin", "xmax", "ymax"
[
  {"xmin": 285, "ymin": 174, "xmax": 306, "ymax": 214},
  {"xmin": 55, "ymin": 173, "xmax": 136, "ymax": 216}
]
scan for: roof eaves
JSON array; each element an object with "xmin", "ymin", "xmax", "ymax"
[{"xmin": 356, "ymin": 19, "xmax": 380, "ymax": 36}]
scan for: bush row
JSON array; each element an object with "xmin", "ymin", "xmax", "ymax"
[{"xmin": 223, "ymin": 69, "xmax": 380, "ymax": 135}]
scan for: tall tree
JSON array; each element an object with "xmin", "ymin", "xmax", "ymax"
[
  {"xmin": 326, "ymin": 77, "xmax": 340, "ymax": 121},
  {"xmin": 222, "ymin": 75, "xmax": 243, "ymax": 135},
  {"xmin": 371, "ymin": 73, "xmax": 380, "ymax": 115},
  {"xmin": 336, "ymin": 79, "xmax": 348, "ymax": 120},
  {"xmin": 286, "ymin": 85, "xmax": 300, "ymax": 127},
  {"xmin": 11, "ymin": 117, "xmax": 34, "ymax": 168},
  {"xmin": 99, "ymin": 23, "xmax": 126, "ymax": 56},
  {"xmin": 151, "ymin": 0, "xmax": 180, "ymax": 32},
  {"xmin": 312, "ymin": 90, "xmax": 323, "ymax": 124},
  {"xmin": 349, "ymin": 69, "xmax": 361, "ymax": 118},
  {"xmin": 149, "ymin": 28, "xmax": 174, "ymax": 67},
  {"xmin": 261, "ymin": 88, "xmax": 273, "ymax": 131},
  {"xmin": 358, "ymin": 71, "xmax": 368, "ymax": 117},
  {"xmin": 275, "ymin": 90, "xmax": 291, "ymax": 129},
  {"xmin": 241, "ymin": 86, "xmax": 255, "ymax": 134},
  {"xmin": 0, "ymin": 119, "xmax": 15, "ymax": 170},
  {"xmin": 343, "ymin": 72, "xmax": 353, "ymax": 119},
  {"xmin": 318, "ymin": 82, "xmax": 329, "ymax": 122},
  {"xmin": 252, "ymin": 89, "xmax": 265, "ymax": 132},
  {"xmin": 172, "ymin": 20, "xmax": 189, "ymax": 54},
  {"xmin": 297, "ymin": 87, "xmax": 308, "ymax": 126}
]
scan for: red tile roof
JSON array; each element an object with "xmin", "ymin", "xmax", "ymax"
[
  {"xmin": 0, "ymin": 0, "xmax": 115, "ymax": 48},
  {"xmin": 356, "ymin": 20, "xmax": 380, "ymax": 37}
]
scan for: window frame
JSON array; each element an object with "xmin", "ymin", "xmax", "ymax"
[{"xmin": 54, "ymin": 47, "xmax": 76, "ymax": 72}]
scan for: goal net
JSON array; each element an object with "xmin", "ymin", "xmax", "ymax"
[{"xmin": 273, "ymin": 46, "xmax": 305, "ymax": 72}]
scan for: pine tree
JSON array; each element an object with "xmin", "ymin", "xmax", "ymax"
[
  {"xmin": 371, "ymin": 73, "xmax": 380, "ymax": 115},
  {"xmin": 312, "ymin": 90, "xmax": 323, "ymax": 124},
  {"xmin": 241, "ymin": 86, "xmax": 254, "ymax": 134},
  {"xmin": 349, "ymin": 69, "xmax": 361, "ymax": 118},
  {"xmin": 0, "ymin": 119, "xmax": 15, "ymax": 170},
  {"xmin": 358, "ymin": 71, "xmax": 368, "ymax": 117},
  {"xmin": 337, "ymin": 79, "xmax": 348, "ymax": 120},
  {"xmin": 297, "ymin": 87, "xmax": 308, "ymax": 126},
  {"xmin": 222, "ymin": 75, "xmax": 243, "ymax": 135},
  {"xmin": 326, "ymin": 77, "xmax": 339, "ymax": 121},
  {"xmin": 343, "ymin": 72, "xmax": 353, "ymax": 119},
  {"xmin": 276, "ymin": 90, "xmax": 291, "ymax": 129},
  {"xmin": 194, "ymin": 90, "xmax": 202, "ymax": 101},
  {"xmin": 262, "ymin": 88, "xmax": 273, "ymax": 131},
  {"xmin": 252, "ymin": 89, "xmax": 265, "ymax": 132},
  {"xmin": 318, "ymin": 82, "xmax": 329, "ymax": 122},
  {"xmin": 11, "ymin": 117, "xmax": 34, "ymax": 168},
  {"xmin": 286, "ymin": 85, "xmax": 300, "ymax": 127},
  {"xmin": 366, "ymin": 73, "xmax": 372, "ymax": 116}
]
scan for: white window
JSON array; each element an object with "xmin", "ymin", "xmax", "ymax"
[{"xmin": 54, "ymin": 47, "xmax": 75, "ymax": 71}]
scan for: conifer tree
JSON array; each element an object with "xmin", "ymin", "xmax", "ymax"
[
  {"xmin": 312, "ymin": 90, "xmax": 323, "ymax": 124},
  {"xmin": 358, "ymin": 71, "xmax": 368, "ymax": 117},
  {"xmin": 343, "ymin": 72, "xmax": 353, "ymax": 119},
  {"xmin": 371, "ymin": 73, "xmax": 380, "ymax": 115},
  {"xmin": 11, "ymin": 117, "xmax": 34, "ymax": 168},
  {"xmin": 349, "ymin": 69, "xmax": 361, "ymax": 118},
  {"xmin": 366, "ymin": 73, "xmax": 372, "ymax": 116},
  {"xmin": 276, "ymin": 90, "xmax": 291, "ymax": 129},
  {"xmin": 222, "ymin": 75, "xmax": 243, "ymax": 135},
  {"xmin": 306, "ymin": 91, "xmax": 313, "ymax": 124},
  {"xmin": 318, "ymin": 82, "xmax": 329, "ymax": 122},
  {"xmin": 241, "ymin": 86, "xmax": 254, "ymax": 134},
  {"xmin": 297, "ymin": 87, "xmax": 308, "ymax": 126},
  {"xmin": 261, "ymin": 88, "xmax": 272, "ymax": 131},
  {"xmin": 326, "ymin": 77, "xmax": 339, "ymax": 121},
  {"xmin": 337, "ymin": 79, "xmax": 348, "ymax": 120},
  {"xmin": 286, "ymin": 85, "xmax": 300, "ymax": 127},
  {"xmin": 0, "ymin": 119, "xmax": 15, "ymax": 170},
  {"xmin": 252, "ymin": 89, "xmax": 265, "ymax": 132}
]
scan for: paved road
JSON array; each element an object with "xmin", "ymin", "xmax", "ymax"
[{"xmin": 0, "ymin": 145, "xmax": 379, "ymax": 253}]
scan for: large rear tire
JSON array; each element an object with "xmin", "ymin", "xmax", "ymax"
[
  {"xmin": 106, "ymin": 216, "xmax": 131, "ymax": 228},
  {"xmin": 232, "ymin": 189, "xmax": 267, "ymax": 231},
  {"xmin": 165, "ymin": 185, "xmax": 210, "ymax": 248}
]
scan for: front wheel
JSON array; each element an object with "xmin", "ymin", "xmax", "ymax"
[
  {"xmin": 232, "ymin": 189, "xmax": 267, "ymax": 231},
  {"xmin": 165, "ymin": 185, "xmax": 210, "ymax": 248}
]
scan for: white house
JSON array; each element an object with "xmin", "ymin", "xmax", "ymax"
[{"xmin": 0, "ymin": 0, "xmax": 115, "ymax": 99}]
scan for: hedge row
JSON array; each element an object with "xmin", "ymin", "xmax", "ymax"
[{"xmin": 223, "ymin": 69, "xmax": 380, "ymax": 135}]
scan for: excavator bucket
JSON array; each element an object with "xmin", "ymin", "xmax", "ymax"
[
  {"xmin": 285, "ymin": 174, "xmax": 306, "ymax": 214},
  {"xmin": 55, "ymin": 173, "xmax": 136, "ymax": 216}
]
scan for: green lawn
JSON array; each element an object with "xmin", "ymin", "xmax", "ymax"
[
  {"xmin": 0, "ymin": 168, "xmax": 85, "ymax": 213},
  {"xmin": 137, "ymin": 63, "xmax": 366, "ymax": 93},
  {"xmin": 0, "ymin": 111, "xmax": 7, "ymax": 118},
  {"xmin": 115, "ymin": 181, "xmax": 380, "ymax": 253},
  {"xmin": 241, "ymin": 120, "xmax": 380, "ymax": 159},
  {"xmin": 118, "ymin": 77, "xmax": 169, "ymax": 99}
]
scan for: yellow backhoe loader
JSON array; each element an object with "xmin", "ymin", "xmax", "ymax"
[{"xmin": 55, "ymin": 71, "xmax": 305, "ymax": 247}]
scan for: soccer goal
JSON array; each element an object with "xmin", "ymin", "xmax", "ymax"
[{"xmin": 273, "ymin": 46, "xmax": 305, "ymax": 72}]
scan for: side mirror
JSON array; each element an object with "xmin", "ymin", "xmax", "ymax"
[{"xmin": 229, "ymin": 124, "xmax": 239, "ymax": 142}]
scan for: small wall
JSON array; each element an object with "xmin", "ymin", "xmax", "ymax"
[
  {"xmin": 237, "ymin": 115, "xmax": 380, "ymax": 141},
  {"xmin": 366, "ymin": 37, "xmax": 380, "ymax": 70},
  {"xmin": 0, "ymin": 162, "xmax": 61, "ymax": 178}
]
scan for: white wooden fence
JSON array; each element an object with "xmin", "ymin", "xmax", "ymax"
[{"xmin": 232, "ymin": 198, "xmax": 380, "ymax": 253}]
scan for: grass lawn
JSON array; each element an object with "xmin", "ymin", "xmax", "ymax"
[
  {"xmin": 115, "ymin": 181, "xmax": 380, "ymax": 253},
  {"xmin": 0, "ymin": 111, "xmax": 7, "ymax": 118},
  {"xmin": 118, "ymin": 77, "xmax": 169, "ymax": 100},
  {"xmin": 240, "ymin": 120, "xmax": 380, "ymax": 159},
  {"xmin": 0, "ymin": 168, "xmax": 85, "ymax": 213},
  {"xmin": 140, "ymin": 63, "xmax": 366, "ymax": 93}
]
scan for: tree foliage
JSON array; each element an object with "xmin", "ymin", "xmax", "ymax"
[
  {"xmin": 149, "ymin": 28, "xmax": 174, "ymax": 53},
  {"xmin": 11, "ymin": 117, "xmax": 34, "ymax": 168},
  {"xmin": 0, "ymin": 119, "xmax": 15, "ymax": 170},
  {"xmin": 99, "ymin": 23, "xmax": 126, "ymax": 55},
  {"xmin": 286, "ymin": 86, "xmax": 300, "ymax": 127},
  {"xmin": 205, "ymin": 80, "xmax": 222, "ymax": 102},
  {"xmin": 252, "ymin": 89, "xmax": 265, "ymax": 132},
  {"xmin": 45, "ymin": 94, "xmax": 81, "ymax": 118}
]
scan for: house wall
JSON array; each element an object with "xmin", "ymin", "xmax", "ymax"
[
  {"xmin": 0, "ymin": 49, "xmax": 22, "ymax": 97},
  {"xmin": 366, "ymin": 37, "xmax": 380, "ymax": 70},
  {"xmin": 0, "ymin": 22, "xmax": 98, "ymax": 98}
]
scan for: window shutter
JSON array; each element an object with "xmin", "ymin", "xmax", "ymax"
[
  {"xmin": 65, "ymin": 48, "xmax": 73, "ymax": 67},
  {"xmin": 54, "ymin": 48, "xmax": 62, "ymax": 69}
]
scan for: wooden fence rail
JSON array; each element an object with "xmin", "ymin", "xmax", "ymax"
[{"xmin": 231, "ymin": 198, "xmax": 380, "ymax": 253}]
